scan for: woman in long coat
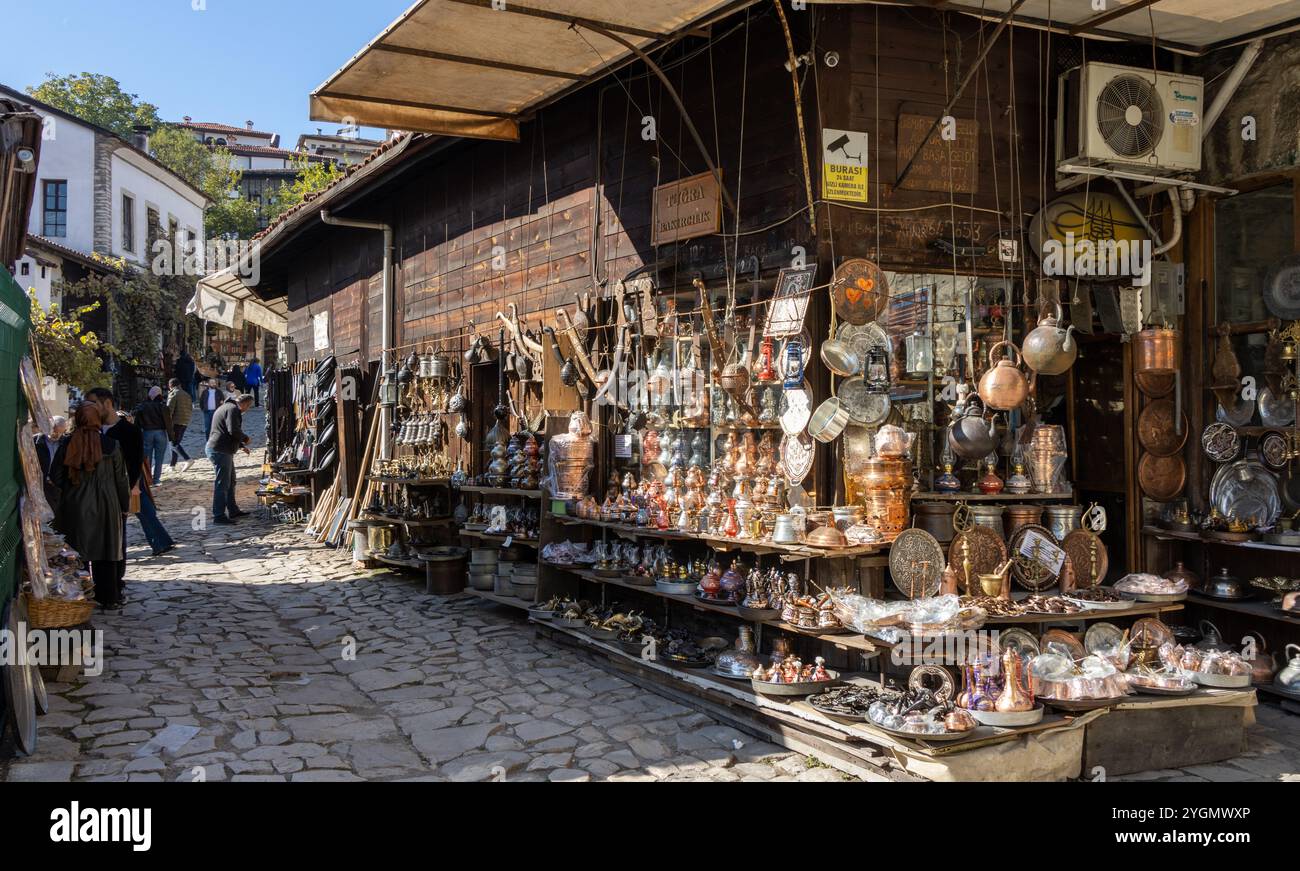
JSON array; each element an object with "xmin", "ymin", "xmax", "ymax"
[{"xmin": 53, "ymin": 402, "xmax": 130, "ymax": 609}]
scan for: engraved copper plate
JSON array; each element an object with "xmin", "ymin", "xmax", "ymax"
[
  {"xmin": 1134, "ymin": 370, "xmax": 1174, "ymax": 398},
  {"xmin": 830, "ymin": 258, "xmax": 889, "ymax": 325},
  {"xmin": 1040, "ymin": 628, "xmax": 1085, "ymax": 660},
  {"xmin": 1061, "ymin": 528, "xmax": 1108, "ymax": 589},
  {"xmin": 889, "ymin": 528, "xmax": 946, "ymax": 598},
  {"xmin": 1131, "ymin": 617, "xmax": 1173, "ymax": 648},
  {"xmin": 946, "ymin": 525, "xmax": 1007, "ymax": 592},
  {"xmin": 1260, "ymin": 430, "xmax": 1291, "ymax": 471},
  {"xmin": 1009, "ymin": 523, "xmax": 1061, "ymax": 592},
  {"xmin": 1137, "ymin": 399, "xmax": 1189, "ymax": 457},
  {"xmin": 1201, "ymin": 422, "xmax": 1242, "ymax": 463},
  {"xmin": 1138, "ymin": 452, "xmax": 1186, "ymax": 501}
]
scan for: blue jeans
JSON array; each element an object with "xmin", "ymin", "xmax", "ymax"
[
  {"xmin": 134, "ymin": 487, "xmax": 174, "ymax": 554},
  {"xmin": 206, "ymin": 447, "xmax": 238, "ymax": 520},
  {"xmin": 203, "ymin": 408, "xmax": 215, "ymax": 437},
  {"xmin": 143, "ymin": 429, "xmax": 169, "ymax": 483}
]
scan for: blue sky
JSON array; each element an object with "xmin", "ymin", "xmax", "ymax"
[{"xmin": 1, "ymin": 0, "xmax": 411, "ymax": 143}]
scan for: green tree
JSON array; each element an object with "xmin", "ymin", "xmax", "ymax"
[
  {"xmin": 27, "ymin": 72, "xmax": 159, "ymax": 139},
  {"xmin": 150, "ymin": 124, "xmax": 257, "ymax": 239},
  {"xmin": 264, "ymin": 154, "xmax": 344, "ymax": 223},
  {"xmin": 28, "ymin": 292, "xmax": 113, "ymax": 390}
]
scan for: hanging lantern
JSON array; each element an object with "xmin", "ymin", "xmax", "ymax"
[
  {"xmin": 905, "ymin": 328, "xmax": 934, "ymax": 377},
  {"xmin": 380, "ymin": 364, "xmax": 399, "ymax": 407},
  {"xmin": 865, "ymin": 345, "xmax": 890, "ymax": 394}
]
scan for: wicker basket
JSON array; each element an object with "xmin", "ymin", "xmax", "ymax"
[{"xmin": 24, "ymin": 591, "xmax": 95, "ymax": 629}]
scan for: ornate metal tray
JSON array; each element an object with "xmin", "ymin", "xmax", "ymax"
[
  {"xmin": 1138, "ymin": 452, "xmax": 1186, "ymax": 501},
  {"xmin": 994, "ymin": 627, "xmax": 1041, "ymax": 660},
  {"xmin": 908, "ymin": 664, "xmax": 956, "ymax": 700},
  {"xmin": 889, "ymin": 529, "xmax": 946, "ymax": 598},
  {"xmin": 1263, "ymin": 252, "xmax": 1300, "ymax": 320},
  {"xmin": 1201, "ymin": 421, "xmax": 1243, "ymax": 463},
  {"xmin": 947, "ymin": 525, "xmax": 1008, "ymax": 590},
  {"xmin": 1131, "ymin": 617, "xmax": 1173, "ymax": 648},
  {"xmin": 780, "ymin": 429, "xmax": 815, "ymax": 484},
  {"xmin": 830, "ymin": 258, "xmax": 889, "ymax": 325},
  {"xmin": 1137, "ymin": 399, "xmax": 1188, "ymax": 457},
  {"xmin": 1260, "ymin": 430, "xmax": 1291, "ymax": 472},
  {"xmin": 1210, "ymin": 460, "xmax": 1281, "ymax": 527},
  {"xmin": 1061, "ymin": 528, "xmax": 1108, "ymax": 589},
  {"xmin": 1216, "ymin": 395, "xmax": 1256, "ymax": 427},
  {"xmin": 1009, "ymin": 523, "xmax": 1062, "ymax": 592},
  {"xmin": 1258, "ymin": 387, "xmax": 1295, "ymax": 428},
  {"xmin": 837, "ymin": 375, "xmax": 890, "ymax": 425},
  {"xmin": 779, "ymin": 378, "xmax": 813, "ymax": 435},
  {"xmin": 1040, "ymin": 628, "xmax": 1085, "ymax": 660},
  {"xmin": 837, "ymin": 321, "xmax": 890, "ymax": 367}
]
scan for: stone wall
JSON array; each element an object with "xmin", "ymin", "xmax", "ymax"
[{"xmin": 1199, "ymin": 32, "xmax": 1300, "ymax": 184}]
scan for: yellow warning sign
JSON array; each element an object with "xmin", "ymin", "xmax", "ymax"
[{"xmin": 821, "ymin": 128, "xmax": 869, "ymax": 203}]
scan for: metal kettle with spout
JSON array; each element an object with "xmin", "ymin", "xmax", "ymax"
[{"xmin": 1021, "ymin": 304, "xmax": 1078, "ymax": 375}]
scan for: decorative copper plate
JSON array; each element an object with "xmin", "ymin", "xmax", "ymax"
[
  {"xmin": 1061, "ymin": 528, "xmax": 1108, "ymax": 589},
  {"xmin": 1261, "ymin": 430, "xmax": 1291, "ymax": 471},
  {"xmin": 830, "ymin": 258, "xmax": 888, "ymax": 325},
  {"xmin": 1134, "ymin": 370, "xmax": 1175, "ymax": 398},
  {"xmin": 1009, "ymin": 523, "xmax": 1061, "ymax": 592},
  {"xmin": 1137, "ymin": 399, "xmax": 1189, "ymax": 457},
  {"xmin": 1040, "ymin": 628, "xmax": 1085, "ymax": 660},
  {"xmin": 889, "ymin": 529, "xmax": 946, "ymax": 598},
  {"xmin": 947, "ymin": 525, "xmax": 1007, "ymax": 594},
  {"xmin": 1131, "ymin": 617, "xmax": 1173, "ymax": 648},
  {"xmin": 1201, "ymin": 422, "xmax": 1243, "ymax": 463},
  {"xmin": 1138, "ymin": 452, "xmax": 1186, "ymax": 501}
]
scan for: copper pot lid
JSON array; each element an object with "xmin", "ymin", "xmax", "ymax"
[
  {"xmin": 830, "ymin": 258, "xmax": 888, "ymax": 325},
  {"xmin": 1137, "ymin": 399, "xmax": 1189, "ymax": 457},
  {"xmin": 1134, "ymin": 370, "xmax": 1175, "ymax": 398},
  {"xmin": 1061, "ymin": 528, "xmax": 1108, "ymax": 589},
  {"xmin": 946, "ymin": 525, "xmax": 1007, "ymax": 588},
  {"xmin": 1138, "ymin": 452, "xmax": 1187, "ymax": 501},
  {"xmin": 1009, "ymin": 523, "xmax": 1062, "ymax": 592},
  {"xmin": 889, "ymin": 528, "xmax": 946, "ymax": 598}
]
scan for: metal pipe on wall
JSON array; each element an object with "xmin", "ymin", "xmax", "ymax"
[{"xmin": 320, "ymin": 209, "xmax": 394, "ymax": 459}]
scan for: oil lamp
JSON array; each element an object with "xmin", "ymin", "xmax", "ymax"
[{"xmin": 865, "ymin": 345, "xmax": 890, "ymax": 394}]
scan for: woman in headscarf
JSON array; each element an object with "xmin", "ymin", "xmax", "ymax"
[{"xmin": 52, "ymin": 402, "xmax": 131, "ymax": 609}]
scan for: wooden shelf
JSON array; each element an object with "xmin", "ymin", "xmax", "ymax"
[
  {"xmin": 981, "ymin": 602, "xmax": 1185, "ymax": 624},
  {"xmin": 458, "ymin": 529, "xmax": 539, "ymax": 546},
  {"xmin": 367, "ymin": 476, "xmax": 451, "ymax": 486},
  {"xmin": 1186, "ymin": 592, "xmax": 1300, "ymax": 627},
  {"xmin": 1142, "ymin": 526, "xmax": 1300, "ymax": 553},
  {"xmin": 361, "ymin": 514, "xmax": 453, "ymax": 528},
  {"xmin": 547, "ymin": 515, "xmax": 883, "ymax": 560},
  {"xmin": 913, "ymin": 492, "xmax": 1075, "ymax": 502},
  {"xmin": 459, "ymin": 485, "xmax": 544, "ymax": 498}
]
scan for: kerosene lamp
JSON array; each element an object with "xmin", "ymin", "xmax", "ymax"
[{"xmin": 865, "ymin": 345, "xmax": 890, "ymax": 394}]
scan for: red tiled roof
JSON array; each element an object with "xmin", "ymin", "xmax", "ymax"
[{"xmin": 175, "ymin": 120, "xmax": 275, "ymax": 138}]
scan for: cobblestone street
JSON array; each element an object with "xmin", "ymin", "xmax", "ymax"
[{"xmin": 3, "ymin": 409, "xmax": 1298, "ymax": 783}]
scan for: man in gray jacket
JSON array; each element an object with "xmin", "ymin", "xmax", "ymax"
[{"xmin": 205, "ymin": 393, "xmax": 253, "ymax": 525}]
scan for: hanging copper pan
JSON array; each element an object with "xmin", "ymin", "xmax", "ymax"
[
  {"xmin": 1134, "ymin": 370, "xmax": 1175, "ymax": 398},
  {"xmin": 830, "ymin": 258, "xmax": 889, "ymax": 325},
  {"xmin": 1137, "ymin": 399, "xmax": 1189, "ymax": 457},
  {"xmin": 1138, "ymin": 452, "xmax": 1187, "ymax": 501}
]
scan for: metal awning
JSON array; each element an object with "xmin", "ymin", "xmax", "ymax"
[
  {"xmin": 190, "ymin": 262, "xmax": 289, "ymax": 336},
  {"xmin": 310, "ymin": 0, "xmax": 754, "ymax": 140},
  {"xmin": 880, "ymin": 0, "xmax": 1300, "ymax": 53}
]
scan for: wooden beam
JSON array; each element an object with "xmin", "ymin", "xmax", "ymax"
[
  {"xmin": 446, "ymin": 0, "xmax": 670, "ymax": 41},
  {"xmin": 1069, "ymin": 0, "xmax": 1164, "ymax": 35},
  {"xmin": 372, "ymin": 43, "xmax": 586, "ymax": 80},
  {"xmin": 314, "ymin": 90, "xmax": 516, "ymax": 120}
]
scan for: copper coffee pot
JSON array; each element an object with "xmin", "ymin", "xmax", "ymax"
[{"xmin": 978, "ymin": 341, "xmax": 1029, "ymax": 411}]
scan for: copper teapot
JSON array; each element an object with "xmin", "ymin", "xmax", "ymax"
[
  {"xmin": 978, "ymin": 341, "xmax": 1029, "ymax": 411},
  {"xmin": 1021, "ymin": 304, "xmax": 1077, "ymax": 375}
]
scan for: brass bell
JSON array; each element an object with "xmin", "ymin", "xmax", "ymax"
[{"xmin": 1281, "ymin": 336, "xmax": 1298, "ymax": 362}]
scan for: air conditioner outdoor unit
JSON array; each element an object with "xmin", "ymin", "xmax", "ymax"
[{"xmin": 1056, "ymin": 62, "xmax": 1203, "ymax": 186}]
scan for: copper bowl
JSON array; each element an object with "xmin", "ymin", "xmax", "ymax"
[{"xmin": 806, "ymin": 525, "xmax": 850, "ymax": 548}]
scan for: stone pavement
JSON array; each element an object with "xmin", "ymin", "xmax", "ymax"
[{"xmin": 2, "ymin": 408, "xmax": 1298, "ymax": 782}]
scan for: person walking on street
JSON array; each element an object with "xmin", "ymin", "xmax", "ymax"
[
  {"xmin": 229, "ymin": 363, "xmax": 246, "ymax": 393},
  {"xmin": 198, "ymin": 378, "xmax": 222, "ymax": 437},
  {"xmin": 245, "ymin": 357, "xmax": 264, "ymax": 407},
  {"xmin": 206, "ymin": 393, "xmax": 253, "ymax": 525},
  {"xmin": 87, "ymin": 388, "xmax": 175, "ymax": 558},
  {"xmin": 167, "ymin": 378, "xmax": 194, "ymax": 470},
  {"xmin": 135, "ymin": 385, "xmax": 172, "ymax": 485},
  {"xmin": 51, "ymin": 403, "xmax": 130, "ymax": 609},
  {"xmin": 175, "ymin": 348, "xmax": 197, "ymax": 401}
]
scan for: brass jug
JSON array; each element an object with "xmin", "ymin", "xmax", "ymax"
[
  {"xmin": 978, "ymin": 341, "xmax": 1029, "ymax": 411},
  {"xmin": 1021, "ymin": 304, "xmax": 1078, "ymax": 375}
]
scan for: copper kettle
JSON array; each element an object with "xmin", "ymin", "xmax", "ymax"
[
  {"xmin": 1021, "ymin": 304, "xmax": 1077, "ymax": 375},
  {"xmin": 978, "ymin": 341, "xmax": 1029, "ymax": 411}
]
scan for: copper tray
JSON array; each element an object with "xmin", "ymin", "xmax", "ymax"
[
  {"xmin": 1009, "ymin": 523, "xmax": 1062, "ymax": 592},
  {"xmin": 1137, "ymin": 399, "xmax": 1189, "ymax": 457},
  {"xmin": 889, "ymin": 528, "xmax": 946, "ymax": 598},
  {"xmin": 1138, "ymin": 452, "xmax": 1186, "ymax": 501},
  {"xmin": 947, "ymin": 526, "xmax": 1008, "ymax": 592},
  {"xmin": 1061, "ymin": 528, "xmax": 1108, "ymax": 589},
  {"xmin": 1131, "ymin": 617, "xmax": 1173, "ymax": 648},
  {"xmin": 1040, "ymin": 628, "xmax": 1085, "ymax": 659},
  {"xmin": 1134, "ymin": 370, "xmax": 1175, "ymax": 398},
  {"xmin": 830, "ymin": 258, "xmax": 888, "ymax": 325}
]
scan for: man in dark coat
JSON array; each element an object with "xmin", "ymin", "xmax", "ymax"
[
  {"xmin": 87, "ymin": 388, "xmax": 175, "ymax": 558},
  {"xmin": 206, "ymin": 393, "xmax": 253, "ymax": 524},
  {"xmin": 35, "ymin": 414, "xmax": 68, "ymax": 512},
  {"xmin": 175, "ymin": 348, "xmax": 198, "ymax": 400}
]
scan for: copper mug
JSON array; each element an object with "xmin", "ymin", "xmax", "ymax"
[{"xmin": 1134, "ymin": 327, "xmax": 1181, "ymax": 374}]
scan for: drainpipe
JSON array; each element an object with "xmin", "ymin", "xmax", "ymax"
[
  {"xmin": 320, "ymin": 209, "xmax": 394, "ymax": 459},
  {"xmin": 1202, "ymin": 40, "xmax": 1264, "ymax": 133}
]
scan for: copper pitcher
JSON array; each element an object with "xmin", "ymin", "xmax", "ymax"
[
  {"xmin": 1134, "ymin": 327, "xmax": 1180, "ymax": 375},
  {"xmin": 978, "ymin": 341, "xmax": 1029, "ymax": 411}
]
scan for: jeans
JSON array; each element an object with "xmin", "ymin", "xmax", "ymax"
[
  {"xmin": 143, "ymin": 428, "xmax": 169, "ymax": 483},
  {"xmin": 250, "ymin": 383, "xmax": 261, "ymax": 406},
  {"xmin": 203, "ymin": 408, "xmax": 215, "ymax": 437},
  {"xmin": 186, "ymin": 380, "xmax": 197, "ymax": 401},
  {"xmin": 170, "ymin": 424, "xmax": 192, "ymax": 466},
  {"xmin": 134, "ymin": 487, "xmax": 174, "ymax": 554},
  {"xmin": 206, "ymin": 446, "xmax": 238, "ymax": 520}
]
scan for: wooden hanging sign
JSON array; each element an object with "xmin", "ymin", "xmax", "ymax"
[{"xmin": 652, "ymin": 171, "xmax": 722, "ymax": 246}]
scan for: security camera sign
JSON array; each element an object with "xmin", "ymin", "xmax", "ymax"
[{"xmin": 821, "ymin": 128, "xmax": 869, "ymax": 203}]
